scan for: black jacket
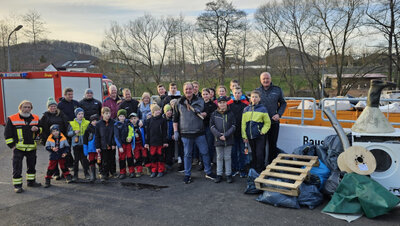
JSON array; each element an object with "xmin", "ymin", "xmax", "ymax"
[
  {"xmin": 228, "ymin": 100, "xmax": 248, "ymax": 137},
  {"xmin": 4, "ymin": 114, "xmax": 39, "ymax": 149},
  {"xmin": 119, "ymin": 99, "xmax": 140, "ymax": 117},
  {"xmin": 79, "ymin": 98, "xmax": 102, "ymax": 120},
  {"xmin": 95, "ymin": 119, "xmax": 116, "ymax": 150},
  {"xmin": 210, "ymin": 109, "xmax": 236, "ymax": 147},
  {"xmin": 145, "ymin": 115, "xmax": 167, "ymax": 146},
  {"xmin": 39, "ymin": 110, "xmax": 69, "ymax": 144},
  {"xmin": 58, "ymin": 97, "xmax": 80, "ymax": 121},
  {"xmin": 203, "ymin": 100, "xmax": 217, "ymax": 128},
  {"xmin": 162, "ymin": 95, "xmax": 181, "ymax": 109},
  {"xmin": 256, "ymin": 83, "xmax": 287, "ymax": 124}
]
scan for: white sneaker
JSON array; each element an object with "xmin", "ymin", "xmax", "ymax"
[{"xmin": 177, "ymin": 157, "xmax": 182, "ymax": 164}]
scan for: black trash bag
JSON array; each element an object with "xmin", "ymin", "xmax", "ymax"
[
  {"xmin": 298, "ymin": 183, "xmax": 324, "ymax": 209},
  {"xmin": 256, "ymin": 191, "xmax": 300, "ymax": 209},
  {"xmin": 292, "ymin": 143, "xmax": 316, "ymax": 156},
  {"xmin": 323, "ymin": 135, "xmax": 350, "ymax": 171},
  {"xmin": 244, "ymin": 168, "xmax": 262, "ymax": 194},
  {"xmin": 315, "ymin": 145, "xmax": 329, "ymax": 167},
  {"xmin": 322, "ymin": 171, "xmax": 344, "ymax": 196}
]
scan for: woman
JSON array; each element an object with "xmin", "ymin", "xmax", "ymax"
[
  {"xmin": 139, "ymin": 92, "xmax": 152, "ymax": 123},
  {"xmin": 39, "ymin": 97, "xmax": 70, "ymax": 179}
]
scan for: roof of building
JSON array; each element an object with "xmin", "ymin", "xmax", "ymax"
[{"xmin": 325, "ymin": 73, "xmax": 387, "ymax": 79}]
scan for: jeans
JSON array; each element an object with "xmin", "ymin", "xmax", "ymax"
[
  {"xmin": 181, "ymin": 135, "xmax": 212, "ymax": 176},
  {"xmin": 231, "ymin": 136, "xmax": 246, "ymax": 171},
  {"xmin": 205, "ymin": 127, "xmax": 215, "ymax": 162},
  {"xmin": 216, "ymin": 146, "xmax": 232, "ymax": 176}
]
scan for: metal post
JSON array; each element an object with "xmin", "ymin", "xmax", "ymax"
[{"xmin": 7, "ymin": 25, "xmax": 23, "ymax": 72}]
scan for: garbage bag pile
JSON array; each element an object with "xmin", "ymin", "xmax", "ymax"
[{"xmin": 246, "ymin": 134, "xmax": 400, "ymax": 219}]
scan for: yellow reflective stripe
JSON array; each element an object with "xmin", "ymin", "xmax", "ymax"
[
  {"xmin": 6, "ymin": 138, "xmax": 14, "ymax": 144},
  {"xmin": 26, "ymin": 174, "xmax": 35, "ymax": 180},
  {"xmin": 12, "ymin": 178, "xmax": 23, "ymax": 185},
  {"xmin": 17, "ymin": 129, "xmax": 23, "ymax": 142}
]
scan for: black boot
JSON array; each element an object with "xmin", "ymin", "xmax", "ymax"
[
  {"xmin": 44, "ymin": 178, "xmax": 51, "ymax": 188},
  {"xmin": 27, "ymin": 180, "xmax": 41, "ymax": 187},
  {"xmin": 89, "ymin": 166, "xmax": 96, "ymax": 183}
]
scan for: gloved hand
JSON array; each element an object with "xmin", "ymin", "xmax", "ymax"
[{"xmin": 173, "ymin": 131, "xmax": 179, "ymax": 141}]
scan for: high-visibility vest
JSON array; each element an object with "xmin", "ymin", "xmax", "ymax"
[
  {"xmin": 69, "ymin": 118, "xmax": 89, "ymax": 136},
  {"xmin": 7, "ymin": 113, "xmax": 40, "ymax": 151}
]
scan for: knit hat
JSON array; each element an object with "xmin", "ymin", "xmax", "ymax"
[
  {"xmin": 84, "ymin": 88, "xmax": 93, "ymax": 94},
  {"xmin": 217, "ymin": 96, "xmax": 229, "ymax": 102},
  {"xmin": 163, "ymin": 104, "xmax": 172, "ymax": 113},
  {"xmin": 151, "ymin": 104, "xmax": 161, "ymax": 114},
  {"xmin": 50, "ymin": 124, "xmax": 60, "ymax": 132},
  {"xmin": 89, "ymin": 114, "xmax": 99, "ymax": 122},
  {"xmin": 47, "ymin": 97, "xmax": 57, "ymax": 107},
  {"xmin": 74, "ymin": 107, "xmax": 84, "ymax": 116},
  {"xmin": 129, "ymin": 112, "xmax": 138, "ymax": 118},
  {"xmin": 117, "ymin": 109, "xmax": 127, "ymax": 117}
]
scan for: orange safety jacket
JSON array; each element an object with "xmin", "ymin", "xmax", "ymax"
[{"xmin": 4, "ymin": 113, "xmax": 40, "ymax": 151}]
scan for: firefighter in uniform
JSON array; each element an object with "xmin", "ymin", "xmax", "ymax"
[{"xmin": 4, "ymin": 100, "xmax": 42, "ymax": 193}]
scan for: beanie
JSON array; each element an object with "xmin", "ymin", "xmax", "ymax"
[
  {"xmin": 74, "ymin": 107, "xmax": 84, "ymax": 116},
  {"xmin": 163, "ymin": 104, "xmax": 172, "ymax": 113},
  {"xmin": 47, "ymin": 97, "xmax": 57, "ymax": 107},
  {"xmin": 89, "ymin": 114, "xmax": 99, "ymax": 122},
  {"xmin": 117, "ymin": 109, "xmax": 127, "ymax": 117}
]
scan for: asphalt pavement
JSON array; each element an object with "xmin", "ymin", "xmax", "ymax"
[{"xmin": 0, "ymin": 126, "xmax": 399, "ymax": 226}]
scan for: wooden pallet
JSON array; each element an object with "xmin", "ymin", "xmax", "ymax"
[{"xmin": 254, "ymin": 154, "xmax": 319, "ymax": 196}]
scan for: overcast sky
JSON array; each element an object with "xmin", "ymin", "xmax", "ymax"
[{"xmin": 0, "ymin": 0, "xmax": 261, "ymax": 47}]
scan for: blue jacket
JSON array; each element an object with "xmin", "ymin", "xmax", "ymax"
[
  {"xmin": 256, "ymin": 83, "xmax": 287, "ymax": 124},
  {"xmin": 114, "ymin": 119, "xmax": 134, "ymax": 148},
  {"xmin": 83, "ymin": 124, "xmax": 96, "ymax": 156},
  {"xmin": 45, "ymin": 133, "xmax": 70, "ymax": 160}
]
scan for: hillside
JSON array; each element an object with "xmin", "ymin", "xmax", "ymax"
[{"xmin": 0, "ymin": 40, "xmax": 100, "ymax": 71}]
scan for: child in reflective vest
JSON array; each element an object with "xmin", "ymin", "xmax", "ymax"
[{"xmin": 44, "ymin": 124, "xmax": 72, "ymax": 187}]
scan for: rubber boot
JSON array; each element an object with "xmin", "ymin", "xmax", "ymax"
[
  {"xmin": 44, "ymin": 178, "xmax": 51, "ymax": 188},
  {"xmin": 89, "ymin": 166, "xmax": 96, "ymax": 183}
]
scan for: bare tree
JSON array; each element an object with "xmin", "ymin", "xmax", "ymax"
[
  {"xmin": 102, "ymin": 15, "xmax": 178, "ymax": 94},
  {"xmin": 197, "ymin": 0, "xmax": 247, "ymax": 84},
  {"xmin": 22, "ymin": 10, "xmax": 46, "ymax": 70},
  {"xmin": 366, "ymin": 0, "xmax": 400, "ymax": 86},
  {"xmin": 311, "ymin": 0, "xmax": 365, "ymax": 96}
]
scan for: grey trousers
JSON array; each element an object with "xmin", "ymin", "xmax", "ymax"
[{"xmin": 216, "ymin": 146, "xmax": 232, "ymax": 176}]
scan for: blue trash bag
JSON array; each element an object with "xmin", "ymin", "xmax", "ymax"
[
  {"xmin": 309, "ymin": 160, "xmax": 331, "ymax": 190},
  {"xmin": 256, "ymin": 190, "xmax": 300, "ymax": 209},
  {"xmin": 244, "ymin": 168, "xmax": 263, "ymax": 194},
  {"xmin": 298, "ymin": 183, "xmax": 324, "ymax": 209}
]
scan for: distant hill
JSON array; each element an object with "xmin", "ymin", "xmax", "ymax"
[
  {"xmin": 250, "ymin": 46, "xmax": 318, "ymax": 68},
  {"xmin": 0, "ymin": 40, "xmax": 100, "ymax": 71}
]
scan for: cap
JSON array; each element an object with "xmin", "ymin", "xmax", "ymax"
[
  {"xmin": 117, "ymin": 109, "xmax": 127, "ymax": 117},
  {"xmin": 129, "ymin": 112, "xmax": 138, "ymax": 118},
  {"xmin": 89, "ymin": 114, "xmax": 99, "ymax": 122},
  {"xmin": 74, "ymin": 107, "xmax": 84, "ymax": 116},
  {"xmin": 50, "ymin": 124, "xmax": 60, "ymax": 132},
  {"xmin": 217, "ymin": 96, "xmax": 229, "ymax": 102}
]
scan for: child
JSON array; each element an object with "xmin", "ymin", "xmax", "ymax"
[
  {"xmin": 44, "ymin": 124, "xmax": 72, "ymax": 188},
  {"xmin": 210, "ymin": 96, "xmax": 236, "ymax": 183},
  {"xmin": 67, "ymin": 107, "xmax": 90, "ymax": 182},
  {"xmin": 83, "ymin": 114, "xmax": 100, "ymax": 183},
  {"xmin": 114, "ymin": 109, "xmax": 135, "ymax": 179},
  {"xmin": 144, "ymin": 104, "xmax": 168, "ymax": 178},
  {"xmin": 129, "ymin": 112, "xmax": 148, "ymax": 177},
  {"xmin": 227, "ymin": 87, "xmax": 249, "ymax": 177},
  {"xmin": 163, "ymin": 104, "xmax": 174, "ymax": 170},
  {"xmin": 242, "ymin": 90, "xmax": 271, "ymax": 173},
  {"xmin": 95, "ymin": 107, "xmax": 116, "ymax": 183}
]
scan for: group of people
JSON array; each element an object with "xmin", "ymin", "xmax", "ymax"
[{"xmin": 4, "ymin": 71, "xmax": 286, "ymax": 193}]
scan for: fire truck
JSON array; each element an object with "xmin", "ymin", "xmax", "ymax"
[{"xmin": 0, "ymin": 71, "xmax": 113, "ymax": 125}]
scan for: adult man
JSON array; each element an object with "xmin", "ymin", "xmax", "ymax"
[
  {"xmin": 58, "ymin": 88, "xmax": 80, "ymax": 121},
  {"xmin": 103, "ymin": 85, "xmax": 121, "ymax": 119},
  {"xmin": 155, "ymin": 84, "xmax": 168, "ymax": 107},
  {"xmin": 79, "ymin": 88, "xmax": 102, "ymax": 120},
  {"xmin": 162, "ymin": 82, "xmax": 181, "ymax": 107},
  {"xmin": 256, "ymin": 72, "xmax": 287, "ymax": 164},
  {"xmin": 4, "ymin": 100, "xmax": 42, "ymax": 193},
  {"xmin": 192, "ymin": 81, "xmax": 201, "ymax": 98},
  {"xmin": 119, "ymin": 88, "xmax": 140, "ymax": 117},
  {"xmin": 173, "ymin": 82, "xmax": 216, "ymax": 184}
]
